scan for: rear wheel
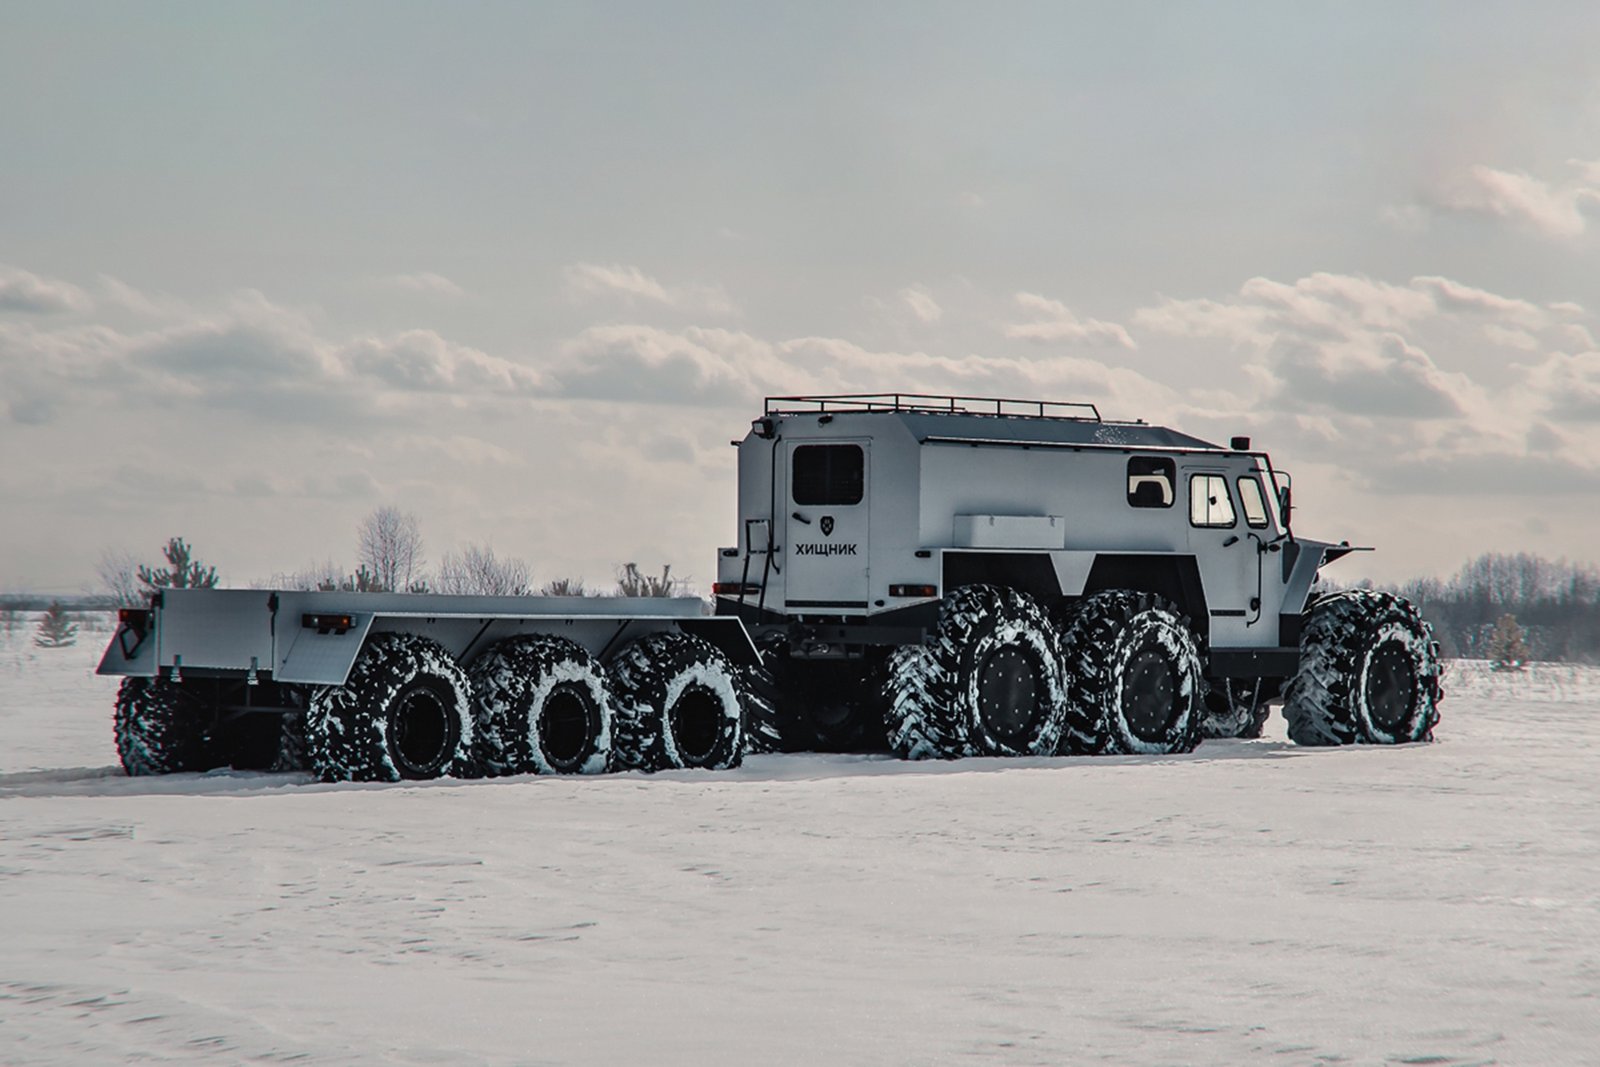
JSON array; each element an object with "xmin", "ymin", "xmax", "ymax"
[
  {"xmin": 470, "ymin": 635, "xmax": 611, "ymax": 776},
  {"xmin": 610, "ymin": 632, "xmax": 743, "ymax": 772},
  {"xmin": 114, "ymin": 677, "xmax": 221, "ymax": 775},
  {"xmin": 305, "ymin": 634, "xmax": 475, "ymax": 782},
  {"xmin": 1061, "ymin": 591, "xmax": 1202, "ymax": 755},
  {"xmin": 884, "ymin": 585, "xmax": 1066, "ymax": 760},
  {"xmin": 1283, "ymin": 590, "xmax": 1442, "ymax": 746}
]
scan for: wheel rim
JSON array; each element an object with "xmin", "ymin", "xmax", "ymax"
[
  {"xmin": 1364, "ymin": 641, "xmax": 1417, "ymax": 733},
  {"xmin": 389, "ymin": 682, "xmax": 456, "ymax": 778},
  {"xmin": 669, "ymin": 683, "xmax": 724, "ymax": 765},
  {"xmin": 1122, "ymin": 647, "xmax": 1179, "ymax": 743},
  {"xmin": 976, "ymin": 645, "xmax": 1041, "ymax": 747},
  {"xmin": 539, "ymin": 685, "xmax": 598, "ymax": 772}
]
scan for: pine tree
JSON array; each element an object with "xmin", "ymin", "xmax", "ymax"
[
  {"xmin": 33, "ymin": 601, "xmax": 78, "ymax": 648},
  {"xmin": 137, "ymin": 537, "xmax": 219, "ymax": 591},
  {"xmin": 1487, "ymin": 613, "xmax": 1529, "ymax": 672}
]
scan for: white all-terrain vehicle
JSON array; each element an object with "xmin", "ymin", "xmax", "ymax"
[{"xmin": 100, "ymin": 393, "xmax": 1441, "ymax": 780}]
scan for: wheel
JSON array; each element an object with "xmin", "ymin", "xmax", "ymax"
[
  {"xmin": 470, "ymin": 635, "xmax": 612, "ymax": 776},
  {"xmin": 741, "ymin": 635, "xmax": 809, "ymax": 755},
  {"xmin": 609, "ymin": 631, "xmax": 743, "ymax": 772},
  {"xmin": 1061, "ymin": 590, "xmax": 1202, "ymax": 755},
  {"xmin": 305, "ymin": 633, "xmax": 475, "ymax": 782},
  {"xmin": 114, "ymin": 677, "xmax": 220, "ymax": 775},
  {"xmin": 1282, "ymin": 590, "xmax": 1442, "ymax": 746},
  {"xmin": 1199, "ymin": 677, "xmax": 1277, "ymax": 740},
  {"xmin": 883, "ymin": 585, "xmax": 1067, "ymax": 760}
]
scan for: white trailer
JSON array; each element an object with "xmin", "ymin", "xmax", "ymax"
[{"xmin": 100, "ymin": 393, "xmax": 1443, "ymax": 781}]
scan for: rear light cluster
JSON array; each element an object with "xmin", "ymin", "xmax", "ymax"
[
  {"xmin": 303, "ymin": 613, "xmax": 355, "ymax": 634},
  {"xmin": 712, "ymin": 582, "xmax": 762, "ymax": 597},
  {"xmin": 888, "ymin": 584, "xmax": 938, "ymax": 598}
]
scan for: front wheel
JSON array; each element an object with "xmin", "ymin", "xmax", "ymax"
[
  {"xmin": 1282, "ymin": 590, "xmax": 1441, "ymax": 746},
  {"xmin": 305, "ymin": 634, "xmax": 475, "ymax": 782}
]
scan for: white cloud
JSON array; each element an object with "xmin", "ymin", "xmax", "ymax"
[
  {"xmin": 561, "ymin": 262, "xmax": 736, "ymax": 316},
  {"xmin": 384, "ymin": 272, "xmax": 467, "ymax": 299},
  {"xmin": 1433, "ymin": 161, "xmax": 1600, "ymax": 239},
  {"xmin": 1522, "ymin": 351, "xmax": 1600, "ymax": 423},
  {"xmin": 899, "ymin": 285, "xmax": 943, "ymax": 323},
  {"xmin": 1003, "ymin": 292, "xmax": 1136, "ymax": 349},
  {"xmin": 0, "ymin": 265, "xmax": 91, "ymax": 314}
]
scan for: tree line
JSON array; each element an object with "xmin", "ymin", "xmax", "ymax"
[{"xmin": 1377, "ymin": 552, "xmax": 1600, "ymax": 664}]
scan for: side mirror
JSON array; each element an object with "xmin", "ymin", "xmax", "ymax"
[{"xmin": 1277, "ymin": 485, "xmax": 1292, "ymax": 524}]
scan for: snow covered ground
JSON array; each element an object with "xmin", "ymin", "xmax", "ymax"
[{"xmin": 3, "ymin": 628, "xmax": 1597, "ymax": 1065}]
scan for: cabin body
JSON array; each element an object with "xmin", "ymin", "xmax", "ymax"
[{"xmin": 717, "ymin": 396, "xmax": 1332, "ymax": 678}]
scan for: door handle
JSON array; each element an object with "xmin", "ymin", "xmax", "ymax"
[{"xmin": 791, "ymin": 512, "xmax": 812, "ymax": 525}]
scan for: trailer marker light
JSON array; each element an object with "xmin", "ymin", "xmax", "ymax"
[
  {"xmin": 889, "ymin": 584, "xmax": 938, "ymax": 598},
  {"xmin": 303, "ymin": 613, "xmax": 355, "ymax": 634},
  {"xmin": 118, "ymin": 608, "xmax": 151, "ymax": 638}
]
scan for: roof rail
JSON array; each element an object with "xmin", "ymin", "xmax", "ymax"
[{"xmin": 764, "ymin": 393, "xmax": 1103, "ymax": 422}]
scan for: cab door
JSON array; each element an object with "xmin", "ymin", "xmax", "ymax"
[
  {"xmin": 1184, "ymin": 467, "xmax": 1255, "ymax": 647},
  {"xmin": 783, "ymin": 441, "xmax": 870, "ymax": 611}
]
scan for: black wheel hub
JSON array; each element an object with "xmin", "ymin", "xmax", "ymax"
[
  {"xmin": 1364, "ymin": 642, "xmax": 1417, "ymax": 733},
  {"xmin": 539, "ymin": 685, "xmax": 599, "ymax": 772},
  {"xmin": 1122, "ymin": 647, "xmax": 1179, "ymax": 743},
  {"xmin": 389, "ymin": 682, "xmax": 457, "ymax": 778},
  {"xmin": 976, "ymin": 645, "xmax": 1041, "ymax": 747},
  {"xmin": 669, "ymin": 683, "xmax": 724, "ymax": 766}
]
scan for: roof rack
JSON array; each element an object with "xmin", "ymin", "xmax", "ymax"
[{"xmin": 764, "ymin": 393, "xmax": 1102, "ymax": 422}]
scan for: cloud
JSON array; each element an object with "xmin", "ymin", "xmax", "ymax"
[
  {"xmin": 1003, "ymin": 292, "xmax": 1136, "ymax": 349},
  {"xmin": 383, "ymin": 272, "xmax": 467, "ymax": 299},
  {"xmin": 899, "ymin": 285, "xmax": 943, "ymax": 323},
  {"xmin": 1522, "ymin": 351, "xmax": 1600, "ymax": 423},
  {"xmin": 99, "ymin": 275, "xmax": 191, "ymax": 319},
  {"xmin": 561, "ymin": 263, "xmax": 736, "ymax": 316},
  {"xmin": 0, "ymin": 265, "xmax": 91, "ymax": 314},
  {"xmin": 1268, "ymin": 333, "xmax": 1470, "ymax": 419},
  {"xmin": 1432, "ymin": 160, "xmax": 1600, "ymax": 238}
]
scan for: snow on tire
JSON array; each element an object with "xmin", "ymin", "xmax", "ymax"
[
  {"xmin": 1282, "ymin": 589, "xmax": 1442, "ymax": 747},
  {"xmin": 883, "ymin": 585, "xmax": 1067, "ymax": 760},
  {"xmin": 740, "ymin": 656, "xmax": 788, "ymax": 755},
  {"xmin": 609, "ymin": 632, "xmax": 743, "ymax": 772},
  {"xmin": 114, "ymin": 677, "xmax": 220, "ymax": 775},
  {"xmin": 470, "ymin": 635, "xmax": 612, "ymax": 776},
  {"xmin": 305, "ymin": 633, "xmax": 475, "ymax": 782},
  {"xmin": 1061, "ymin": 590, "xmax": 1202, "ymax": 756}
]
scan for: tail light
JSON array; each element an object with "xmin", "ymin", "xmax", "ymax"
[
  {"xmin": 302, "ymin": 613, "xmax": 355, "ymax": 634},
  {"xmin": 888, "ymin": 584, "xmax": 938, "ymax": 598},
  {"xmin": 712, "ymin": 582, "xmax": 762, "ymax": 596},
  {"xmin": 118, "ymin": 608, "xmax": 151, "ymax": 638}
]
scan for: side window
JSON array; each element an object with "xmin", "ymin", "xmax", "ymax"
[
  {"xmin": 1127, "ymin": 456, "xmax": 1175, "ymax": 508},
  {"xmin": 1237, "ymin": 476, "xmax": 1269, "ymax": 529},
  {"xmin": 1189, "ymin": 474, "xmax": 1237, "ymax": 528},
  {"xmin": 793, "ymin": 444, "xmax": 864, "ymax": 505}
]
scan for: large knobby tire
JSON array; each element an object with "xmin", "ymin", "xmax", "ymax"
[
  {"xmin": 305, "ymin": 633, "xmax": 475, "ymax": 782},
  {"xmin": 610, "ymin": 632, "xmax": 744, "ymax": 772},
  {"xmin": 1283, "ymin": 590, "xmax": 1442, "ymax": 746},
  {"xmin": 1199, "ymin": 677, "xmax": 1278, "ymax": 740},
  {"xmin": 470, "ymin": 635, "xmax": 612, "ymax": 776},
  {"xmin": 884, "ymin": 585, "xmax": 1067, "ymax": 760},
  {"xmin": 741, "ymin": 653, "xmax": 793, "ymax": 755},
  {"xmin": 1062, "ymin": 591, "xmax": 1203, "ymax": 756},
  {"xmin": 114, "ymin": 677, "xmax": 220, "ymax": 775}
]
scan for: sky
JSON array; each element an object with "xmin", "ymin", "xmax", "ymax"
[{"xmin": 2, "ymin": 1, "xmax": 1599, "ymax": 595}]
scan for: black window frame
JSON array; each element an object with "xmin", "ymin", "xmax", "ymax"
[
  {"xmin": 792, "ymin": 444, "xmax": 865, "ymax": 506},
  {"xmin": 1126, "ymin": 456, "xmax": 1176, "ymax": 509},
  {"xmin": 1236, "ymin": 475, "xmax": 1270, "ymax": 529},
  {"xmin": 1188, "ymin": 473, "xmax": 1238, "ymax": 529}
]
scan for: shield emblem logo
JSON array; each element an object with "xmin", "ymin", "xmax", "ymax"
[{"xmin": 820, "ymin": 515, "xmax": 835, "ymax": 537}]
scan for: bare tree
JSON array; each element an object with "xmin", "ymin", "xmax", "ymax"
[
  {"xmin": 357, "ymin": 506, "xmax": 425, "ymax": 593},
  {"xmin": 436, "ymin": 543, "xmax": 532, "ymax": 596},
  {"xmin": 96, "ymin": 548, "xmax": 146, "ymax": 607},
  {"xmin": 539, "ymin": 576, "xmax": 589, "ymax": 597},
  {"xmin": 616, "ymin": 562, "xmax": 680, "ymax": 598}
]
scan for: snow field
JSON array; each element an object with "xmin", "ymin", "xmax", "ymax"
[{"xmin": 2, "ymin": 632, "xmax": 1598, "ymax": 1064}]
